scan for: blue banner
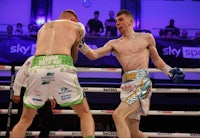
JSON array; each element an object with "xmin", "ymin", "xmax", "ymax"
[
  {"xmin": 0, "ymin": 35, "xmax": 36, "ymax": 65},
  {"xmin": 155, "ymin": 38, "xmax": 200, "ymax": 68},
  {"xmin": 0, "ymin": 35, "xmax": 199, "ymax": 68}
]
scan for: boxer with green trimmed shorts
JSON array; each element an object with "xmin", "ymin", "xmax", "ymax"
[{"xmin": 11, "ymin": 10, "xmax": 95, "ymax": 138}]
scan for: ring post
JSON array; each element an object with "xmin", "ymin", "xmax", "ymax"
[{"xmin": 6, "ymin": 66, "xmax": 15, "ymax": 137}]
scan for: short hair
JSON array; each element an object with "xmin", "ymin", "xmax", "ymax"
[
  {"xmin": 94, "ymin": 11, "xmax": 99, "ymax": 15},
  {"xmin": 7, "ymin": 25, "xmax": 13, "ymax": 29},
  {"xmin": 116, "ymin": 9, "xmax": 134, "ymax": 19},
  {"xmin": 17, "ymin": 23, "xmax": 22, "ymax": 27},
  {"xmin": 170, "ymin": 19, "xmax": 174, "ymax": 24},
  {"xmin": 59, "ymin": 9, "xmax": 78, "ymax": 21}
]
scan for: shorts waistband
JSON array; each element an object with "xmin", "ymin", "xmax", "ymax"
[
  {"xmin": 122, "ymin": 69, "xmax": 148, "ymax": 82},
  {"xmin": 31, "ymin": 55, "xmax": 74, "ymax": 67}
]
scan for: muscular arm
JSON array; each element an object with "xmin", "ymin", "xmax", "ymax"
[
  {"xmin": 13, "ymin": 56, "xmax": 34, "ymax": 103},
  {"xmin": 71, "ymin": 41, "xmax": 79, "ymax": 63},
  {"xmin": 13, "ymin": 56, "xmax": 34, "ymax": 95},
  {"xmin": 148, "ymin": 33, "xmax": 185, "ymax": 83},
  {"xmin": 148, "ymin": 34, "xmax": 172, "ymax": 75},
  {"xmin": 71, "ymin": 22, "xmax": 85, "ymax": 63},
  {"xmin": 79, "ymin": 40, "xmax": 113, "ymax": 60}
]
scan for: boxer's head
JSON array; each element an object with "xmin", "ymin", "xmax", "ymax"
[
  {"xmin": 59, "ymin": 9, "xmax": 78, "ymax": 22},
  {"xmin": 116, "ymin": 9, "xmax": 134, "ymax": 34}
]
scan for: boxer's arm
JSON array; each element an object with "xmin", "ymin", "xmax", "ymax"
[
  {"xmin": 13, "ymin": 67, "xmax": 27, "ymax": 103},
  {"xmin": 149, "ymin": 33, "xmax": 171, "ymax": 74},
  {"xmin": 71, "ymin": 41, "xmax": 79, "ymax": 63},
  {"xmin": 13, "ymin": 56, "xmax": 34, "ymax": 103},
  {"xmin": 79, "ymin": 39, "xmax": 113, "ymax": 60},
  {"xmin": 69, "ymin": 22, "xmax": 85, "ymax": 63},
  {"xmin": 13, "ymin": 56, "xmax": 33, "ymax": 96},
  {"xmin": 152, "ymin": 54, "xmax": 185, "ymax": 84},
  {"xmin": 148, "ymin": 34, "xmax": 185, "ymax": 83},
  {"xmin": 77, "ymin": 21, "xmax": 113, "ymax": 58}
]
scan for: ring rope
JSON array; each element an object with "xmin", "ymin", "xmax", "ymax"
[
  {"xmin": 0, "ymin": 65, "xmax": 122, "ymax": 72},
  {"xmin": 0, "ymin": 109, "xmax": 199, "ymax": 116},
  {"xmin": 0, "ymin": 131, "xmax": 200, "ymax": 137},
  {"xmin": 0, "ymin": 65, "xmax": 200, "ymax": 72},
  {"xmin": 1, "ymin": 65, "xmax": 199, "ymax": 137},
  {"xmin": 148, "ymin": 68, "xmax": 200, "ymax": 73},
  {"xmin": 1, "ymin": 85, "xmax": 200, "ymax": 94}
]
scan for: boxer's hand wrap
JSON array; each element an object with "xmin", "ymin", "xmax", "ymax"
[
  {"xmin": 169, "ymin": 67, "xmax": 185, "ymax": 83},
  {"xmin": 79, "ymin": 39, "xmax": 90, "ymax": 55}
]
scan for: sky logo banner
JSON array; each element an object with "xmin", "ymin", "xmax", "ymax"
[
  {"xmin": 162, "ymin": 46, "xmax": 181, "ymax": 58},
  {"xmin": 156, "ymin": 38, "xmax": 200, "ymax": 68},
  {"xmin": 10, "ymin": 44, "xmax": 36, "ymax": 55},
  {"xmin": 182, "ymin": 47, "xmax": 200, "ymax": 59},
  {"xmin": 1, "ymin": 35, "xmax": 200, "ymax": 67}
]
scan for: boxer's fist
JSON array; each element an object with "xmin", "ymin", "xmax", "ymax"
[
  {"xmin": 12, "ymin": 95, "xmax": 20, "ymax": 104},
  {"xmin": 169, "ymin": 67, "xmax": 185, "ymax": 83}
]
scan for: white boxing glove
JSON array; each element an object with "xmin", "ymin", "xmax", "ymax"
[{"xmin": 77, "ymin": 22, "xmax": 86, "ymax": 38}]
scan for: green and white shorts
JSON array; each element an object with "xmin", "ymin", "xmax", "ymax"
[{"xmin": 23, "ymin": 55, "xmax": 84, "ymax": 109}]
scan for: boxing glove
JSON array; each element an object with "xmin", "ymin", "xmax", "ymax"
[{"xmin": 169, "ymin": 67, "xmax": 185, "ymax": 83}]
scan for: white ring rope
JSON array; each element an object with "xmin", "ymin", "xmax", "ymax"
[
  {"xmin": 1, "ymin": 66, "xmax": 199, "ymax": 138},
  {"xmin": 0, "ymin": 65, "xmax": 200, "ymax": 72},
  {"xmin": 148, "ymin": 68, "xmax": 200, "ymax": 73},
  {"xmin": 0, "ymin": 131, "xmax": 200, "ymax": 137},
  {"xmin": 0, "ymin": 65, "xmax": 122, "ymax": 72},
  {"xmin": 82, "ymin": 87, "xmax": 200, "ymax": 94},
  {"xmin": 0, "ymin": 109, "xmax": 199, "ymax": 116},
  {"xmin": 1, "ymin": 85, "xmax": 200, "ymax": 93}
]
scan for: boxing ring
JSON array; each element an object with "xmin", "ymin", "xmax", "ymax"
[{"xmin": 0, "ymin": 65, "xmax": 200, "ymax": 137}]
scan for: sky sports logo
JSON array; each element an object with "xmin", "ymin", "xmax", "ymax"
[
  {"xmin": 9, "ymin": 44, "xmax": 36, "ymax": 55},
  {"xmin": 182, "ymin": 47, "xmax": 200, "ymax": 59},
  {"xmin": 162, "ymin": 46, "xmax": 200, "ymax": 59}
]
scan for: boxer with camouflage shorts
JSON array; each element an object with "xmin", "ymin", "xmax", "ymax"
[{"xmin": 79, "ymin": 9, "xmax": 184, "ymax": 138}]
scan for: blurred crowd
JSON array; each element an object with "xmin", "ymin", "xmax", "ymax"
[
  {"xmin": 4, "ymin": 10, "xmax": 118, "ymax": 38},
  {"xmin": 3, "ymin": 12, "xmax": 200, "ymax": 40},
  {"xmin": 6, "ymin": 22, "xmax": 38, "ymax": 38},
  {"xmin": 158, "ymin": 19, "xmax": 200, "ymax": 40}
]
